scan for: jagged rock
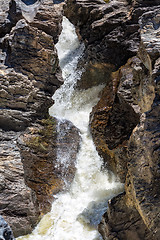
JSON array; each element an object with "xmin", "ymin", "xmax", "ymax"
[
  {"xmin": 0, "ymin": 68, "xmax": 54, "ymax": 131},
  {"xmin": 76, "ymin": 62, "xmax": 116, "ymax": 89},
  {"xmin": 91, "ymin": 5, "xmax": 160, "ymax": 240},
  {"xmin": 0, "ymin": 130, "xmax": 39, "ymax": 237},
  {"xmin": 89, "ymin": 57, "xmax": 146, "ymax": 181},
  {"xmin": 0, "ymin": 215, "xmax": 15, "ymax": 240},
  {"xmin": 0, "ymin": 0, "xmax": 64, "ymax": 237},
  {"xmin": 0, "ymin": 3, "xmax": 63, "ymax": 131},
  {"xmin": 64, "ymin": 0, "xmax": 140, "ymax": 68},
  {"xmin": 3, "ymin": 19, "xmax": 62, "ymax": 93},
  {"xmin": 18, "ymin": 117, "xmax": 81, "ymax": 215},
  {"xmin": 65, "ymin": 0, "xmax": 160, "ymax": 92},
  {"xmin": 0, "ymin": 0, "xmax": 22, "ymax": 38},
  {"xmin": 31, "ymin": 0, "xmax": 64, "ymax": 43},
  {"xmin": 98, "ymin": 193, "xmax": 152, "ymax": 240}
]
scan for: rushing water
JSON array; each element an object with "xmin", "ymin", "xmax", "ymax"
[{"xmin": 17, "ymin": 17, "xmax": 123, "ymax": 240}]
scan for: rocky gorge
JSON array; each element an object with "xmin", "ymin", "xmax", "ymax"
[{"xmin": 0, "ymin": 0, "xmax": 160, "ymax": 240}]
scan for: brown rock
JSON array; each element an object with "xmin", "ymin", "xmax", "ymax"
[
  {"xmin": 18, "ymin": 117, "xmax": 81, "ymax": 215},
  {"xmin": 3, "ymin": 19, "xmax": 62, "ymax": 93},
  {"xmin": 64, "ymin": 0, "xmax": 140, "ymax": 68},
  {"xmin": 99, "ymin": 193, "xmax": 152, "ymax": 240},
  {"xmin": 76, "ymin": 62, "xmax": 116, "ymax": 90},
  {"xmin": 31, "ymin": 0, "xmax": 64, "ymax": 43},
  {"xmin": 0, "ymin": 130, "xmax": 39, "ymax": 237},
  {"xmin": 90, "ymin": 57, "xmax": 143, "ymax": 181},
  {"xmin": 97, "ymin": 6, "xmax": 160, "ymax": 240},
  {"xmin": 0, "ymin": 0, "xmax": 65, "ymax": 237}
]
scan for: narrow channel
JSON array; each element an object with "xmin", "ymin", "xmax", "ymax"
[{"xmin": 17, "ymin": 17, "xmax": 123, "ymax": 240}]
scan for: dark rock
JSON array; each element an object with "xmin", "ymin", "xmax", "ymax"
[
  {"xmin": 0, "ymin": 15, "xmax": 63, "ymax": 131},
  {"xmin": 0, "ymin": 0, "xmax": 22, "ymax": 38},
  {"xmin": 92, "ymin": 5, "xmax": 160, "ymax": 240},
  {"xmin": 0, "ymin": 215, "xmax": 15, "ymax": 240},
  {"xmin": 64, "ymin": 0, "xmax": 140, "ymax": 68},
  {"xmin": 31, "ymin": 0, "xmax": 64, "ymax": 43},
  {"xmin": 0, "ymin": 0, "xmax": 64, "ymax": 237},
  {"xmin": 98, "ymin": 192, "xmax": 152, "ymax": 240},
  {"xmin": 3, "ymin": 19, "xmax": 62, "ymax": 93},
  {"xmin": 0, "ymin": 68, "xmax": 53, "ymax": 131},
  {"xmin": 0, "ymin": 130, "xmax": 39, "ymax": 237},
  {"xmin": 76, "ymin": 62, "xmax": 116, "ymax": 90}
]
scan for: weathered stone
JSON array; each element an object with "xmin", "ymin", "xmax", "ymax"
[
  {"xmin": 0, "ymin": 6, "xmax": 63, "ymax": 131},
  {"xmin": 90, "ymin": 57, "xmax": 145, "ymax": 181},
  {"xmin": 0, "ymin": 130, "xmax": 39, "ymax": 237},
  {"xmin": 3, "ymin": 19, "xmax": 62, "ymax": 93},
  {"xmin": 64, "ymin": 0, "xmax": 140, "ymax": 68},
  {"xmin": 0, "ymin": 0, "xmax": 22, "ymax": 38},
  {"xmin": 95, "ymin": 5, "xmax": 160, "ymax": 240},
  {"xmin": 31, "ymin": 0, "xmax": 64, "ymax": 43},
  {"xmin": 18, "ymin": 117, "xmax": 81, "ymax": 215},
  {"xmin": 0, "ymin": 215, "xmax": 15, "ymax": 240},
  {"xmin": 98, "ymin": 193, "xmax": 152, "ymax": 240},
  {"xmin": 0, "ymin": 0, "xmax": 64, "ymax": 237},
  {"xmin": 76, "ymin": 62, "xmax": 116, "ymax": 90}
]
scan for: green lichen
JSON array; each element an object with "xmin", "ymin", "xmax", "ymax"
[
  {"xmin": 103, "ymin": 0, "xmax": 110, "ymax": 3},
  {"xmin": 26, "ymin": 117, "xmax": 57, "ymax": 152}
]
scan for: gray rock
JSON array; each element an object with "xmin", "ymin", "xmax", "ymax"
[
  {"xmin": 0, "ymin": 215, "xmax": 15, "ymax": 240},
  {"xmin": 0, "ymin": 0, "xmax": 64, "ymax": 237}
]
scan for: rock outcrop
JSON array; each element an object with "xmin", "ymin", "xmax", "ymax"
[
  {"xmin": 18, "ymin": 117, "xmax": 81, "ymax": 216},
  {"xmin": 0, "ymin": 0, "xmax": 79, "ymax": 237},
  {"xmin": 91, "ymin": 5, "xmax": 160, "ymax": 240},
  {"xmin": 0, "ymin": 215, "xmax": 15, "ymax": 240},
  {"xmin": 64, "ymin": 0, "xmax": 160, "ymax": 239}
]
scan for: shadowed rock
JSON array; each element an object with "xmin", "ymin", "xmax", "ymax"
[{"xmin": 0, "ymin": 216, "xmax": 15, "ymax": 240}]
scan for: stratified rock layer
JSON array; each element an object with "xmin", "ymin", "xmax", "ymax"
[
  {"xmin": 90, "ymin": 5, "xmax": 160, "ymax": 240},
  {"xmin": 64, "ymin": 0, "xmax": 160, "ymax": 239},
  {"xmin": 0, "ymin": 0, "xmax": 71, "ymax": 237},
  {"xmin": 0, "ymin": 130, "xmax": 39, "ymax": 237},
  {"xmin": 18, "ymin": 117, "xmax": 81, "ymax": 215}
]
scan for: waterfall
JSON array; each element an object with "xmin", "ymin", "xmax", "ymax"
[{"xmin": 17, "ymin": 17, "xmax": 123, "ymax": 240}]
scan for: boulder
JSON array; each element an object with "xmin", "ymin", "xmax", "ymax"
[
  {"xmin": 0, "ymin": 215, "xmax": 15, "ymax": 240},
  {"xmin": 0, "ymin": 130, "xmax": 39, "ymax": 237},
  {"xmin": 98, "ymin": 193, "xmax": 152, "ymax": 240},
  {"xmin": 18, "ymin": 117, "xmax": 81, "ymax": 215}
]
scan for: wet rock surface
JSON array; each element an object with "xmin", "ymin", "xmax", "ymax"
[
  {"xmin": 0, "ymin": 0, "xmax": 66, "ymax": 237},
  {"xmin": 87, "ymin": 3, "xmax": 160, "ymax": 240},
  {"xmin": 64, "ymin": 0, "xmax": 140, "ymax": 78},
  {"xmin": 0, "ymin": 0, "xmax": 160, "ymax": 239},
  {"xmin": 18, "ymin": 117, "xmax": 81, "ymax": 215},
  {"xmin": 0, "ymin": 130, "xmax": 39, "ymax": 237},
  {"xmin": 64, "ymin": 0, "xmax": 160, "ymax": 239},
  {"xmin": 0, "ymin": 215, "xmax": 15, "ymax": 240}
]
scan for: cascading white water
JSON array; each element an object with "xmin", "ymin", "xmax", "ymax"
[{"xmin": 17, "ymin": 17, "xmax": 123, "ymax": 240}]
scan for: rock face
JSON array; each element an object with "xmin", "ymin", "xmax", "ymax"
[
  {"xmin": 18, "ymin": 117, "xmax": 81, "ymax": 215},
  {"xmin": 0, "ymin": 215, "xmax": 15, "ymax": 240},
  {"xmin": 0, "ymin": 130, "xmax": 39, "ymax": 237},
  {"xmin": 64, "ymin": 0, "xmax": 160, "ymax": 239},
  {"xmin": 0, "ymin": 0, "xmax": 76, "ymax": 237},
  {"xmin": 64, "ymin": 0, "xmax": 140, "ymax": 89},
  {"xmin": 90, "ymin": 5, "xmax": 160, "ymax": 240}
]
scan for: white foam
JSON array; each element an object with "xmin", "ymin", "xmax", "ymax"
[{"xmin": 17, "ymin": 17, "xmax": 123, "ymax": 240}]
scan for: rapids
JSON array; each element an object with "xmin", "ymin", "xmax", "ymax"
[{"xmin": 17, "ymin": 17, "xmax": 123, "ymax": 240}]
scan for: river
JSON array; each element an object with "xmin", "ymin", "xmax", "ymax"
[{"xmin": 17, "ymin": 16, "xmax": 123, "ymax": 240}]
